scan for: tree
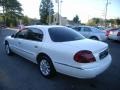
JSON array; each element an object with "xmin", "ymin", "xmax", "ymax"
[
  {"xmin": 93, "ymin": 18, "xmax": 100, "ymax": 25},
  {"xmin": 0, "ymin": 14, "xmax": 4, "ymax": 24},
  {"xmin": 73, "ymin": 15, "xmax": 80, "ymax": 24},
  {"xmin": 40, "ymin": 0, "xmax": 54, "ymax": 25},
  {"xmin": 107, "ymin": 19, "xmax": 115, "ymax": 24},
  {"xmin": 22, "ymin": 16, "xmax": 31, "ymax": 25},
  {"xmin": 0, "ymin": 0, "xmax": 6, "ymax": 24},
  {"xmin": 0, "ymin": 0, "xmax": 22, "ymax": 27},
  {"xmin": 115, "ymin": 18, "xmax": 120, "ymax": 25},
  {"xmin": 87, "ymin": 18, "xmax": 103, "ymax": 26}
]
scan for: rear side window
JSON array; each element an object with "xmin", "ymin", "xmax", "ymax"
[
  {"xmin": 83, "ymin": 27, "xmax": 92, "ymax": 32},
  {"xmin": 92, "ymin": 27, "xmax": 103, "ymax": 33},
  {"xmin": 48, "ymin": 27, "xmax": 84, "ymax": 42},
  {"xmin": 73, "ymin": 27, "xmax": 81, "ymax": 31},
  {"xmin": 27, "ymin": 28, "xmax": 43, "ymax": 41}
]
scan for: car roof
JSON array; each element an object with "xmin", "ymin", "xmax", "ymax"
[
  {"xmin": 74, "ymin": 26, "xmax": 93, "ymax": 28},
  {"xmin": 25, "ymin": 25, "xmax": 65, "ymax": 30}
]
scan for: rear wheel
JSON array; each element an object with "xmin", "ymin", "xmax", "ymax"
[
  {"xmin": 38, "ymin": 55, "xmax": 56, "ymax": 78},
  {"xmin": 90, "ymin": 37, "xmax": 99, "ymax": 40}
]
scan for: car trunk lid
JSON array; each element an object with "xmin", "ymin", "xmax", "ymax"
[{"xmin": 61, "ymin": 39, "xmax": 108, "ymax": 54}]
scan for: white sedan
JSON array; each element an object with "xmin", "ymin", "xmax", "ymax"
[{"xmin": 4, "ymin": 25, "xmax": 112, "ymax": 79}]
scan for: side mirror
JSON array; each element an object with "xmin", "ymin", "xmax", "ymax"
[{"xmin": 11, "ymin": 34, "xmax": 15, "ymax": 38}]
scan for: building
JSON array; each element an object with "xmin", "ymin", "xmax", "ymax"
[{"xmin": 52, "ymin": 13, "xmax": 68, "ymax": 25}]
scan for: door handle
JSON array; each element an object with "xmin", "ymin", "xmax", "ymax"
[
  {"xmin": 18, "ymin": 42, "xmax": 21, "ymax": 44},
  {"xmin": 34, "ymin": 45, "xmax": 38, "ymax": 48}
]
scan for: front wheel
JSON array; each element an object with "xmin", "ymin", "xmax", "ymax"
[
  {"xmin": 5, "ymin": 43, "xmax": 13, "ymax": 55},
  {"xmin": 38, "ymin": 55, "xmax": 56, "ymax": 78},
  {"xmin": 90, "ymin": 37, "xmax": 99, "ymax": 40}
]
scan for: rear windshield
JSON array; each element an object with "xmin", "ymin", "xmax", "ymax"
[{"xmin": 48, "ymin": 27, "xmax": 84, "ymax": 42}]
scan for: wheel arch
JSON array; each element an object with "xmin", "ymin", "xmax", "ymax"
[
  {"xmin": 5, "ymin": 40, "xmax": 9, "ymax": 45},
  {"xmin": 36, "ymin": 52, "xmax": 52, "ymax": 64},
  {"xmin": 90, "ymin": 36, "xmax": 99, "ymax": 40},
  {"xmin": 36, "ymin": 52, "xmax": 57, "ymax": 78}
]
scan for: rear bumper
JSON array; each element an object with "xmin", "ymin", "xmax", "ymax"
[
  {"xmin": 78, "ymin": 56, "xmax": 111, "ymax": 78},
  {"xmin": 108, "ymin": 35, "xmax": 120, "ymax": 41},
  {"xmin": 99, "ymin": 36, "xmax": 107, "ymax": 41},
  {"xmin": 54, "ymin": 55, "xmax": 112, "ymax": 79}
]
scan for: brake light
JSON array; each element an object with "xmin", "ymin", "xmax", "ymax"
[
  {"xmin": 106, "ymin": 31, "xmax": 110, "ymax": 36},
  {"xmin": 117, "ymin": 32, "xmax": 120, "ymax": 36},
  {"xmin": 74, "ymin": 50, "xmax": 96, "ymax": 63}
]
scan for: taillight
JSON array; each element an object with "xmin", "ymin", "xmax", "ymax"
[
  {"xmin": 106, "ymin": 31, "xmax": 110, "ymax": 36},
  {"xmin": 74, "ymin": 50, "xmax": 96, "ymax": 63},
  {"xmin": 117, "ymin": 32, "xmax": 120, "ymax": 36}
]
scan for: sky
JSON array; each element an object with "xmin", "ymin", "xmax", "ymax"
[{"xmin": 18, "ymin": 0, "xmax": 120, "ymax": 23}]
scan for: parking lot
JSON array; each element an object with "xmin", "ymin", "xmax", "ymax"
[{"xmin": 0, "ymin": 29, "xmax": 120, "ymax": 90}]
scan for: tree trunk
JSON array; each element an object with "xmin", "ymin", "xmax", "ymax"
[{"xmin": 3, "ymin": 6, "xmax": 6, "ymax": 25}]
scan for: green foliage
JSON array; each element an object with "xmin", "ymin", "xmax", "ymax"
[
  {"xmin": 107, "ymin": 18, "xmax": 120, "ymax": 27},
  {"xmin": 73, "ymin": 15, "xmax": 80, "ymax": 24},
  {"xmin": 93, "ymin": 18, "xmax": 100, "ymax": 25},
  {"xmin": 87, "ymin": 18, "xmax": 102, "ymax": 26},
  {"xmin": 107, "ymin": 19, "xmax": 115, "ymax": 24},
  {"xmin": 0, "ymin": 14, "xmax": 3, "ymax": 23},
  {"xmin": 0, "ymin": 0, "xmax": 23, "ymax": 27},
  {"xmin": 115, "ymin": 18, "xmax": 120, "ymax": 25},
  {"xmin": 22, "ymin": 16, "xmax": 31, "ymax": 25},
  {"xmin": 87, "ymin": 18, "xmax": 120, "ymax": 27},
  {"xmin": 40, "ymin": 0, "xmax": 54, "ymax": 25}
]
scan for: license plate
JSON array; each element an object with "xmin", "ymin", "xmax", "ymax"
[{"xmin": 99, "ymin": 49, "xmax": 108, "ymax": 60}]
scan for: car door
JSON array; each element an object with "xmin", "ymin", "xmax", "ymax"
[
  {"xmin": 7, "ymin": 33, "xmax": 18, "ymax": 53},
  {"xmin": 82, "ymin": 27, "xmax": 92, "ymax": 38},
  {"xmin": 18, "ymin": 28, "xmax": 44, "ymax": 63},
  {"xmin": 78, "ymin": 27, "xmax": 85, "ymax": 36},
  {"xmin": 13, "ymin": 29, "xmax": 29, "ymax": 57}
]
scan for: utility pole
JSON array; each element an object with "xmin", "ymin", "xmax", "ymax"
[
  {"xmin": 59, "ymin": 0, "xmax": 63, "ymax": 25},
  {"xmin": 49, "ymin": 0, "xmax": 51, "ymax": 25},
  {"xmin": 57, "ymin": 0, "xmax": 60, "ymax": 25},
  {"xmin": 104, "ymin": 0, "xmax": 109, "ymax": 27},
  {"xmin": 55, "ymin": 0, "xmax": 60, "ymax": 25}
]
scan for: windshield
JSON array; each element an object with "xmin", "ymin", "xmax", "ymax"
[{"xmin": 48, "ymin": 27, "xmax": 85, "ymax": 42}]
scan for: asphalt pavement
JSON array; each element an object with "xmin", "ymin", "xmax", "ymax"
[{"xmin": 0, "ymin": 29, "xmax": 120, "ymax": 90}]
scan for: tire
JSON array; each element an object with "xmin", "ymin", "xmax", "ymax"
[
  {"xmin": 5, "ymin": 43, "xmax": 13, "ymax": 55},
  {"xmin": 38, "ymin": 55, "xmax": 56, "ymax": 78},
  {"xmin": 90, "ymin": 37, "xmax": 99, "ymax": 40}
]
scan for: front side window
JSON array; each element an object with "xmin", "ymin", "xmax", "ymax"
[
  {"xmin": 73, "ymin": 27, "xmax": 81, "ymax": 31},
  {"xmin": 15, "ymin": 28, "xmax": 43, "ymax": 42},
  {"xmin": 15, "ymin": 29, "xmax": 28, "ymax": 39},
  {"xmin": 48, "ymin": 27, "xmax": 84, "ymax": 42}
]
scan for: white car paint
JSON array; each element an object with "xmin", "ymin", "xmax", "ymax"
[
  {"xmin": 108, "ymin": 29, "xmax": 120, "ymax": 41},
  {"xmin": 4, "ymin": 25, "xmax": 112, "ymax": 79}
]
